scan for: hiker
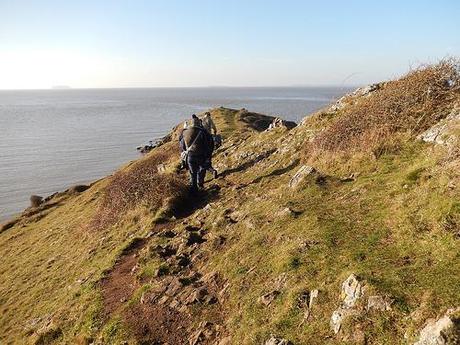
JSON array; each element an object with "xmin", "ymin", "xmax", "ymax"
[
  {"xmin": 201, "ymin": 112, "xmax": 217, "ymax": 135},
  {"xmin": 179, "ymin": 115, "xmax": 214, "ymax": 192},
  {"xmin": 200, "ymin": 112, "xmax": 219, "ymax": 178}
]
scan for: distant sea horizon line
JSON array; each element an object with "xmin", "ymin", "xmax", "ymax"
[{"xmin": 0, "ymin": 84, "xmax": 363, "ymax": 92}]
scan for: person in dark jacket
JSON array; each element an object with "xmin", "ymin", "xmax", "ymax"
[{"xmin": 179, "ymin": 115, "xmax": 214, "ymax": 192}]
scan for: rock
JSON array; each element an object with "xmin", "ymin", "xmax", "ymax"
[
  {"xmin": 352, "ymin": 83, "xmax": 382, "ymax": 97},
  {"xmin": 258, "ymin": 290, "xmax": 280, "ymax": 306},
  {"xmin": 157, "ymin": 163, "xmax": 166, "ymax": 173},
  {"xmin": 367, "ymin": 295, "xmax": 392, "ymax": 311},
  {"xmin": 68, "ymin": 185, "xmax": 89, "ymax": 193},
  {"xmin": 330, "ymin": 274, "xmax": 364, "ymax": 334},
  {"xmin": 330, "ymin": 307, "xmax": 354, "ymax": 334},
  {"xmin": 184, "ymin": 232, "xmax": 206, "ymax": 246},
  {"xmin": 266, "ymin": 117, "xmax": 296, "ymax": 131},
  {"xmin": 341, "ymin": 274, "xmax": 364, "ymax": 308},
  {"xmin": 264, "ymin": 335, "xmax": 293, "ymax": 345},
  {"xmin": 33, "ymin": 323, "xmax": 62, "ymax": 345},
  {"xmin": 160, "ymin": 229, "xmax": 176, "ymax": 238},
  {"xmin": 309, "ymin": 289, "xmax": 319, "ymax": 308},
  {"xmin": 274, "ymin": 273, "xmax": 288, "ymax": 290},
  {"xmin": 189, "ymin": 321, "xmax": 217, "ymax": 345},
  {"xmin": 130, "ymin": 264, "xmax": 139, "ymax": 274},
  {"xmin": 30, "ymin": 195, "xmax": 43, "ymax": 208},
  {"xmin": 414, "ymin": 308, "xmax": 460, "ymax": 345},
  {"xmin": 155, "ymin": 244, "xmax": 177, "ymax": 258},
  {"xmin": 184, "ymin": 287, "xmax": 208, "ymax": 305},
  {"xmin": 165, "ymin": 278, "xmax": 183, "ymax": 296},
  {"xmin": 276, "ymin": 207, "xmax": 294, "ymax": 218},
  {"xmin": 174, "ymin": 254, "xmax": 191, "ymax": 267},
  {"xmin": 289, "ymin": 165, "xmax": 316, "ymax": 188},
  {"xmin": 418, "ymin": 106, "xmax": 460, "ymax": 145}
]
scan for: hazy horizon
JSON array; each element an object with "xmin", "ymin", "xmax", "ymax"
[
  {"xmin": 1, "ymin": 0, "xmax": 459, "ymax": 90},
  {"xmin": 0, "ymin": 84, "xmax": 363, "ymax": 91}
]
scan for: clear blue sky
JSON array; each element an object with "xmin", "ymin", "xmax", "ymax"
[{"xmin": 0, "ymin": 0, "xmax": 459, "ymax": 89}]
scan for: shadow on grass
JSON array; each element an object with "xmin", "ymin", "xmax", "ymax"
[
  {"xmin": 250, "ymin": 159, "xmax": 301, "ymax": 184},
  {"xmin": 219, "ymin": 149, "xmax": 277, "ymax": 178}
]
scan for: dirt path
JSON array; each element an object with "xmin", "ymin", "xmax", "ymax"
[{"xmin": 100, "ymin": 189, "xmax": 227, "ymax": 344}]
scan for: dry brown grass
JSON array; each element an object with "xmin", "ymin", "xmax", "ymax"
[
  {"xmin": 91, "ymin": 145, "xmax": 187, "ymax": 229},
  {"xmin": 307, "ymin": 59, "xmax": 460, "ymax": 155}
]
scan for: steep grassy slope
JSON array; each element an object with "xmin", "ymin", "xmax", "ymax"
[{"xmin": 1, "ymin": 62, "xmax": 459, "ymax": 345}]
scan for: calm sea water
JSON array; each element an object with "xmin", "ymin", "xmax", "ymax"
[{"xmin": 0, "ymin": 87, "xmax": 352, "ymax": 220}]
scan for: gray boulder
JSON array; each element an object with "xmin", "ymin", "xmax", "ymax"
[{"xmin": 414, "ymin": 308, "xmax": 460, "ymax": 345}]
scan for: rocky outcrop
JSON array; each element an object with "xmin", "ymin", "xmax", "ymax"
[
  {"xmin": 328, "ymin": 82, "xmax": 385, "ymax": 112},
  {"xmin": 266, "ymin": 117, "xmax": 297, "ymax": 131},
  {"xmin": 288, "ymin": 165, "xmax": 317, "ymax": 188},
  {"xmin": 330, "ymin": 274, "xmax": 364, "ymax": 334},
  {"xmin": 418, "ymin": 106, "xmax": 460, "ymax": 145},
  {"xmin": 30, "ymin": 195, "xmax": 43, "ymax": 208},
  {"xmin": 414, "ymin": 308, "xmax": 460, "ymax": 345}
]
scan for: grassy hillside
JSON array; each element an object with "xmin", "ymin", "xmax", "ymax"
[{"xmin": 1, "ymin": 61, "xmax": 459, "ymax": 344}]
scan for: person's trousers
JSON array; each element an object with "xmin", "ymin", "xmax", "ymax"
[{"xmin": 187, "ymin": 155, "xmax": 206, "ymax": 191}]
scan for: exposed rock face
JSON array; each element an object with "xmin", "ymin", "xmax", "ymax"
[
  {"xmin": 418, "ymin": 106, "xmax": 460, "ymax": 145},
  {"xmin": 265, "ymin": 335, "xmax": 293, "ymax": 345},
  {"xmin": 341, "ymin": 274, "xmax": 364, "ymax": 308},
  {"xmin": 327, "ymin": 83, "xmax": 384, "ymax": 112},
  {"xmin": 414, "ymin": 308, "xmax": 460, "ymax": 345},
  {"xmin": 288, "ymin": 165, "xmax": 316, "ymax": 188},
  {"xmin": 330, "ymin": 274, "xmax": 364, "ymax": 334},
  {"xmin": 266, "ymin": 117, "xmax": 297, "ymax": 131}
]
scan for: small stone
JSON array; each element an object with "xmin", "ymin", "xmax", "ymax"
[
  {"xmin": 258, "ymin": 290, "xmax": 280, "ymax": 306},
  {"xmin": 264, "ymin": 335, "xmax": 293, "ymax": 345},
  {"xmin": 274, "ymin": 273, "xmax": 287, "ymax": 290},
  {"xmin": 330, "ymin": 308, "xmax": 352, "ymax": 334},
  {"xmin": 367, "ymin": 295, "xmax": 392, "ymax": 311},
  {"xmin": 160, "ymin": 230, "xmax": 176, "ymax": 238},
  {"xmin": 130, "ymin": 264, "xmax": 139, "ymax": 274},
  {"xmin": 169, "ymin": 299, "xmax": 180, "ymax": 309},
  {"xmin": 309, "ymin": 289, "xmax": 319, "ymax": 308},
  {"xmin": 158, "ymin": 295, "xmax": 169, "ymax": 305}
]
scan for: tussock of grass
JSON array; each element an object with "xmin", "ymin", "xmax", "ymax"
[
  {"xmin": 308, "ymin": 59, "xmax": 460, "ymax": 155},
  {"xmin": 91, "ymin": 146, "xmax": 187, "ymax": 229}
]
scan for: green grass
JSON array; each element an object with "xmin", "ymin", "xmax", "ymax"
[{"xmin": 1, "ymin": 106, "xmax": 459, "ymax": 344}]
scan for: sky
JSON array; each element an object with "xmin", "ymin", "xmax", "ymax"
[{"xmin": 0, "ymin": 0, "xmax": 459, "ymax": 89}]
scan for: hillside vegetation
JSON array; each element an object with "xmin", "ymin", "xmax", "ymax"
[{"xmin": 1, "ymin": 61, "xmax": 459, "ymax": 345}]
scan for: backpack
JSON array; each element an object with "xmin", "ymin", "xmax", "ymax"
[{"xmin": 181, "ymin": 129, "xmax": 203, "ymax": 163}]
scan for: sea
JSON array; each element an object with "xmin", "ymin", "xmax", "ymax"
[{"xmin": 0, "ymin": 86, "xmax": 353, "ymax": 221}]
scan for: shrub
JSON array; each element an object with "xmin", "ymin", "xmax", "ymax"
[
  {"xmin": 91, "ymin": 146, "xmax": 187, "ymax": 229},
  {"xmin": 307, "ymin": 59, "xmax": 460, "ymax": 155}
]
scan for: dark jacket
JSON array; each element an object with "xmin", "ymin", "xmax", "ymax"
[{"xmin": 180, "ymin": 126, "xmax": 214, "ymax": 157}]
